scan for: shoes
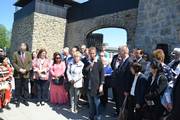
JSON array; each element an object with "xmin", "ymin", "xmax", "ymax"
[
  {"xmin": 0, "ymin": 108, "xmax": 3, "ymax": 113},
  {"xmin": 23, "ymin": 101, "xmax": 29, "ymax": 106},
  {"xmin": 16, "ymin": 102, "xmax": 20, "ymax": 108},
  {"xmin": 41, "ymin": 101, "xmax": 45, "ymax": 106},
  {"xmin": 36, "ymin": 102, "xmax": 41, "ymax": 107},
  {"xmin": 5, "ymin": 104, "xmax": 11, "ymax": 110},
  {"xmin": 71, "ymin": 108, "xmax": 78, "ymax": 113},
  {"xmin": 0, "ymin": 117, "xmax": 4, "ymax": 120},
  {"xmin": 112, "ymin": 112, "xmax": 119, "ymax": 117}
]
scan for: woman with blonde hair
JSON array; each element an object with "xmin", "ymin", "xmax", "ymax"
[{"xmin": 67, "ymin": 51, "xmax": 84, "ymax": 113}]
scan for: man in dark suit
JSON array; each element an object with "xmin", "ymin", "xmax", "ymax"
[
  {"xmin": 167, "ymin": 74, "xmax": 180, "ymax": 120},
  {"xmin": 113, "ymin": 45, "xmax": 134, "ymax": 115},
  {"xmin": 12, "ymin": 43, "xmax": 32, "ymax": 107},
  {"xmin": 135, "ymin": 48, "xmax": 147, "ymax": 73},
  {"xmin": 84, "ymin": 47, "xmax": 104, "ymax": 120},
  {"xmin": 110, "ymin": 48, "xmax": 122, "ymax": 114}
]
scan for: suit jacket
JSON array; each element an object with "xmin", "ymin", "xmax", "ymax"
[
  {"xmin": 132, "ymin": 73, "xmax": 147, "ymax": 106},
  {"xmin": 137, "ymin": 57, "xmax": 147, "ymax": 73},
  {"xmin": 12, "ymin": 51, "xmax": 32, "ymax": 79},
  {"xmin": 84, "ymin": 59, "xmax": 104, "ymax": 96},
  {"xmin": 170, "ymin": 75, "xmax": 180, "ymax": 120},
  {"xmin": 115, "ymin": 57, "xmax": 134, "ymax": 91}
]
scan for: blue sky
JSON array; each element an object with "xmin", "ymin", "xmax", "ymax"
[{"xmin": 0, "ymin": 0, "xmax": 127, "ymax": 47}]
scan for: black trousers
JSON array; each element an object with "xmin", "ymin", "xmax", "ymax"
[
  {"xmin": 143, "ymin": 104, "xmax": 164, "ymax": 120},
  {"xmin": 127, "ymin": 96, "xmax": 143, "ymax": 120},
  {"xmin": 30, "ymin": 80, "xmax": 37, "ymax": 99},
  {"xmin": 100, "ymin": 76, "xmax": 111, "ymax": 106},
  {"xmin": 35, "ymin": 80, "xmax": 49, "ymax": 102},
  {"xmin": 15, "ymin": 78, "xmax": 29, "ymax": 102},
  {"xmin": 113, "ymin": 87, "xmax": 124, "ymax": 114}
]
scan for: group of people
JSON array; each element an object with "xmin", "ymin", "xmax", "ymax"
[
  {"xmin": 111, "ymin": 46, "xmax": 180, "ymax": 120},
  {"xmin": 0, "ymin": 42, "xmax": 180, "ymax": 120}
]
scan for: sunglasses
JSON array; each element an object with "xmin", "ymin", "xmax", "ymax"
[{"xmin": 55, "ymin": 57, "xmax": 61, "ymax": 59}]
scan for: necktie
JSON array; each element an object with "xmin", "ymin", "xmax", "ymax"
[{"xmin": 21, "ymin": 53, "xmax": 25, "ymax": 62}]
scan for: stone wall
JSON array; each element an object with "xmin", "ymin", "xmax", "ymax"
[
  {"xmin": 32, "ymin": 12, "xmax": 66, "ymax": 57},
  {"xmin": 11, "ymin": 13, "xmax": 34, "ymax": 55},
  {"xmin": 11, "ymin": 12, "xmax": 67, "ymax": 57},
  {"xmin": 65, "ymin": 9, "xmax": 138, "ymax": 50},
  {"xmin": 135, "ymin": 0, "xmax": 180, "ymax": 53}
]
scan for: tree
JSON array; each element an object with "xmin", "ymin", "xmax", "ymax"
[{"xmin": 0, "ymin": 24, "xmax": 10, "ymax": 49}]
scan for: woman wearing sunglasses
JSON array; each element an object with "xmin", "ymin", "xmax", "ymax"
[{"xmin": 49, "ymin": 52, "xmax": 68, "ymax": 105}]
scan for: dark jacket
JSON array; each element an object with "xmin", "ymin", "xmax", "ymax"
[
  {"xmin": 12, "ymin": 51, "xmax": 32, "ymax": 79},
  {"xmin": 84, "ymin": 59, "xmax": 104, "ymax": 96},
  {"xmin": 132, "ymin": 73, "xmax": 147, "ymax": 106},
  {"xmin": 170, "ymin": 75, "xmax": 180, "ymax": 120},
  {"xmin": 138, "ymin": 58, "xmax": 147, "ymax": 73},
  {"xmin": 145, "ymin": 72, "xmax": 168, "ymax": 106},
  {"xmin": 116, "ymin": 57, "xmax": 134, "ymax": 92}
]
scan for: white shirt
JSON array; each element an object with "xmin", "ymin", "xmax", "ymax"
[{"xmin": 130, "ymin": 72, "xmax": 141, "ymax": 96}]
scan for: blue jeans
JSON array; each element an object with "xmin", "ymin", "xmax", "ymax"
[{"xmin": 87, "ymin": 90, "xmax": 101, "ymax": 120}]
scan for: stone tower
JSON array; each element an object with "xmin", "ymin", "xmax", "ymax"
[
  {"xmin": 11, "ymin": 0, "xmax": 76, "ymax": 57},
  {"xmin": 135, "ymin": 0, "xmax": 180, "ymax": 53}
]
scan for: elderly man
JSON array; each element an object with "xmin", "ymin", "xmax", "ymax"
[
  {"xmin": 169, "ymin": 48, "xmax": 180, "ymax": 78},
  {"xmin": 113, "ymin": 45, "xmax": 134, "ymax": 115},
  {"xmin": 80, "ymin": 45, "xmax": 87, "ymax": 55}
]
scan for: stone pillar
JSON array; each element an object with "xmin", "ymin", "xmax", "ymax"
[{"xmin": 11, "ymin": 0, "xmax": 68, "ymax": 58}]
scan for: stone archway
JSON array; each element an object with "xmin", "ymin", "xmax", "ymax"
[{"xmin": 65, "ymin": 8, "xmax": 138, "ymax": 49}]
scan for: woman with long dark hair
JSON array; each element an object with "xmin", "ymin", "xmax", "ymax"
[{"xmin": 49, "ymin": 52, "xmax": 68, "ymax": 105}]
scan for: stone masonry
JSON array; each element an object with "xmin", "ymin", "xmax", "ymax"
[
  {"xmin": 32, "ymin": 12, "xmax": 66, "ymax": 57},
  {"xmin": 65, "ymin": 9, "xmax": 138, "ymax": 50},
  {"xmin": 11, "ymin": 0, "xmax": 180, "ymax": 56},
  {"xmin": 135, "ymin": 0, "xmax": 180, "ymax": 53},
  {"xmin": 11, "ymin": 12, "xmax": 66, "ymax": 57}
]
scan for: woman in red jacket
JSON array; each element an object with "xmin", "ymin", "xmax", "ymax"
[{"xmin": 0, "ymin": 56, "xmax": 13, "ymax": 112}]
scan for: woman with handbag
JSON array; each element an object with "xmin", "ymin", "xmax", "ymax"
[
  {"xmin": 127, "ymin": 62, "xmax": 147, "ymax": 120},
  {"xmin": 33, "ymin": 49, "xmax": 50, "ymax": 106},
  {"xmin": 49, "ymin": 52, "xmax": 68, "ymax": 105},
  {"xmin": 66, "ymin": 51, "xmax": 84, "ymax": 113},
  {"xmin": 144, "ymin": 59, "xmax": 168, "ymax": 120}
]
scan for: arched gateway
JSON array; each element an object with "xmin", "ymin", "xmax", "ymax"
[{"xmin": 11, "ymin": 0, "xmax": 180, "ymax": 56}]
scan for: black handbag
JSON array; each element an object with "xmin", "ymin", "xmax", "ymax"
[
  {"xmin": 53, "ymin": 76, "xmax": 64, "ymax": 85},
  {"xmin": 64, "ymin": 81, "xmax": 71, "ymax": 91}
]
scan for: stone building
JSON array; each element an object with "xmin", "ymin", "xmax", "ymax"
[{"xmin": 11, "ymin": 0, "xmax": 180, "ymax": 57}]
